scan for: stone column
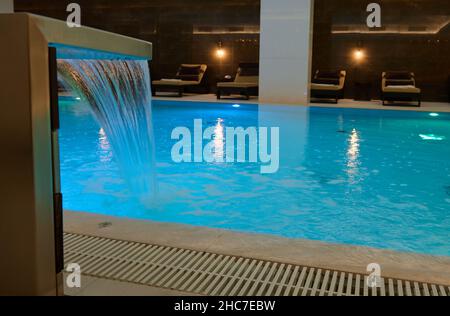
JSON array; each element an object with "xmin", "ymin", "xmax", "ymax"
[{"xmin": 259, "ymin": 0, "xmax": 314, "ymax": 105}]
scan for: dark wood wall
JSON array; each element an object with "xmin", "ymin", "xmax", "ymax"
[
  {"xmin": 14, "ymin": 0, "xmax": 260, "ymax": 92},
  {"xmin": 15, "ymin": 0, "xmax": 450, "ymax": 101},
  {"xmin": 313, "ymin": 0, "xmax": 450, "ymax": 102}
]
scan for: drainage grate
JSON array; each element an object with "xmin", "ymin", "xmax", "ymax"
[{"xmin": 64, "ymin": 233, "xmax": 449, "ymax": 296}]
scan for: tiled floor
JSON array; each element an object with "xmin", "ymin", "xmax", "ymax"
[
  {"xmin": 64, "ymin": 274, "xmax": 195, "ymax": 296},
  {"xmin": 64, "ymin": 232, "xmax": 449, "ymax": 296},
  {"xmin": 64, "ymin": 210, "xmax": 450, "ymax": 295}
]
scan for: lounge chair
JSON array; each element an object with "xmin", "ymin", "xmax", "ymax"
[
  {"xmin": 311, "ymin": 70, "xmax": 346, "ymax": 104},
  {"xmin": 217, "ymin": 63, "xmax": 259, "ymax": 100},
  {"xmin": 152, "ymin": 64, "xmax": 207, "ymax": 97},
  {"xmin": 382, "ymin": 71, "xmax": 421, "ymax": 107}
]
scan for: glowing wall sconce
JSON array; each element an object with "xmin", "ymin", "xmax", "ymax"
[
  {"xmin": 215, "ymin": 41, "xmax": 226, "ymax": 60},
  {"xmin": 353, "ymin": 48, "xmax": 365, "ymax": 62}
]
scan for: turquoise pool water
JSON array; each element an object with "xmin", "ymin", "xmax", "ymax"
[{"xmin": 59, "ymin": 99, "xmax": 450, "ymax": 256}]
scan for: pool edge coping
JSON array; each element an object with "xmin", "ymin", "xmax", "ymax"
[{"xmin": 151, "ymin": 95, "xmax": 450, "ymax": 113}]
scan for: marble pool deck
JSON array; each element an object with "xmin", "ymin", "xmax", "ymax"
[{"xmin": 64, "ymin": 210, "xmax": 450, "ymax": 287}]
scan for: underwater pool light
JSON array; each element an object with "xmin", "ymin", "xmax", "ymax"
[
  {"xmin": 429, "ymin": 113, "xmax": 439, "ymax": 117},
  {"xmin": 419, "ymin": 134, "xmax": 445, "ymax": 141},
  {"xmin": 232, "ymin": 104, "xmax": 241, "ymax": 108},
  {"xmin": 75, "ymin": 97, "xmax": 81, "ymax": 100}
]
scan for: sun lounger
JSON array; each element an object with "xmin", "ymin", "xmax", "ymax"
[
  {"xmin": 217, "ymin": 63, "xmax": 259, "ymax": 100},
  {"xmin": 311, "ymin": 70, "xmax": 346, "ymax": 103},
  {"xmin": 382, "ymin": 71, "xmax": 421, "ymax": 107},
  {"xmin": 152, "ymin": 64, "xmax": 207, "ymax": 97}
]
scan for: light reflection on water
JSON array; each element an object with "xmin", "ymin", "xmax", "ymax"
[
  {"xmin": 213, "ymin": 118, "xmax": 225, "ymax": 161},
  {"xmin": 347, "ymin": 128, "xmax": 360, "ymax": 183},
  {"xmin": 98, "ymin": 128, "xmax": 112, "ymax": 163}
]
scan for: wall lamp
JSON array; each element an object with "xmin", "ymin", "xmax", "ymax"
[
  {"xmin": 353, "ymin": 48, "xmax": 365, "ymax": 62},
  {"xmin": 215, "ymin": 41, "xmax": 226, "ymax": 59}
]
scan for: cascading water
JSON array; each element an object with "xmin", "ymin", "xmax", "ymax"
[{"xmin": 57, "ymin": 59, "xmax": 156, "ymax": 200}]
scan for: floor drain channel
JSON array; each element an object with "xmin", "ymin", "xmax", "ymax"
[{"xmin": 63, "ymin": 232, "xmax": 449, "ymax": 296}]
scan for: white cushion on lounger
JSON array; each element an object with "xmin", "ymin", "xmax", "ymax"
[
  {"xmin": 235, "ymin": 75, "xmax": 259, "ymax": 84},
  {"xmin": 161, "ymin": 78, "xmax": 182, "ymax": 82},
  {"xmin": 217, "ymin": 81, "xmax": 258, "ymax": 88},
  {"xmin": 310, "ymin": 83, "xmax": 342, "ymax": 91},
  {"xmin": 152, "ymin": 64, "xmax": 208, "ymax": 87},
  {"xmin": 383, "ymin": 85, "xmax": 421, "ymax": 93},
  {"xmin": 152, "ymin": 79, "xmax": 198, "ymax": 86},
  {"xmin": 386, "ymin": 85, "xmax": 415, "ymax": 89},
  {"xmin": 311, "ymin": 70, "xmax": 346, "ymax": 92},
  {"xmin": 217, "ymin": 73, "xmax": 259, "ymax": 89}
]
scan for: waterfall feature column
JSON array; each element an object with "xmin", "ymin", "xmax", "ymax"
[{"xmin": 58, "ymin": 60, "xmax": 156, "ymax": 198}]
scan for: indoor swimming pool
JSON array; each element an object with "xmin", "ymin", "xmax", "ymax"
[{"xmin": 59, "ymin": 99, "xmax": 450, "ymax": 256}]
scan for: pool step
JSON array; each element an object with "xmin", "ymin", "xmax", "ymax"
[{"xmin": 63, "ymin": 232, "xmax": 449, "ymax": 296}]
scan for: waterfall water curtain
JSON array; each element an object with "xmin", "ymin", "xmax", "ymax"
[{"xmin": 57, "ymin": 60, "xmax": 156, "ymax": 199}]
